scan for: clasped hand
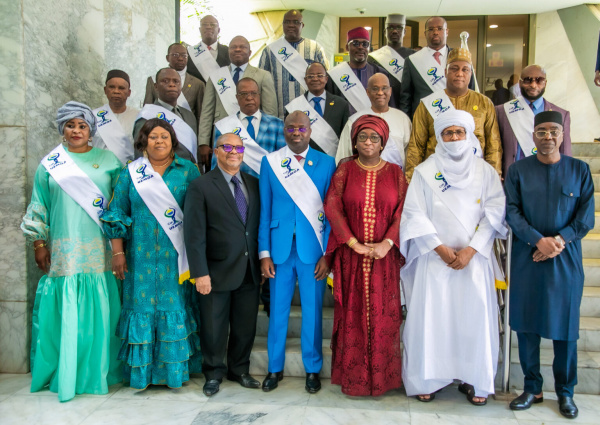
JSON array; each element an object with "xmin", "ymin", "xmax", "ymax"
[
  {"xmin": 353, "ymin": 241, "xmax": 391, "ymax": 260},
  {"xmin": 435, "ymin": 245, "xmax": 476, "ymax": 270},
  {"xmin": 533, "ymin": 236, "xmax": 564, "ymax": 262}
]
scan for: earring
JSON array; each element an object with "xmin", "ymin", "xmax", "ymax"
[
  {"xmin": 354, "ymin": 145, "xmax": 357, "ymax": 149},
  {"xmin": 62, "ymin": 137, "xmax": 67, "ymax": 143},
  {"xmin": 170, "ymin": 151, "xmax": 175, "ymax": 158},
  {"xmin": 143, "ymin": 150, "xmax": 148, "ymax": 159},
  {"xmin": 380, "ymin": 147, "xmax": 383, "ymax": 151}
]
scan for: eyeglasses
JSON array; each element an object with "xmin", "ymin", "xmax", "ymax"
[
  {"xmin": 534, "ymin": 129, "xmax": 562, "ymax": 138},
  {"xmin": 236, "ymin": 91, "xmax": 259, "ymax": 98},
  {"xmin": 426, "ymin": 26, "xmax": 446, "ymax": 33},
  {"xmin": 283, "ymin": 20, "xmax": 303, "ymax": 26},
  {"xmin": 357, "ymin": 133, "xmax": 382, "ymax": 143},
  {"xmin": 284, "ymin": 126, "xmax": 308, "ymax": 133},
  {"xmin": 367, "ymin": 86, "xmax": 391, "ymax": 93},
  {"xmin": 520, "ymin": 77, "xmax": 546, "ymax": 85},
  {"xmin": 441, "ymin": 129, "xmax": 467, "ymax": 139},
  {"xmin": 306, "ymin": 74, "xmax": 327, "ymax": 80},
  {"xmin": 217, "ymin": 144, "xmax": 245, "ymax": 153},
  {"xmin": 168, "ymin": 53, "xmax": 188, "ymax": 59},
  {"xmin": 386, "ymin": 25, "xmax": 405, "ymax": 32},
  {"xmin": 349, "ymin": 40, "xmax": 370, "ymax": 48}
]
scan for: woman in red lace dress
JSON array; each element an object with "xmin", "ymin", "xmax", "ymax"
[{"xmin": 324, "ymin": 115, "xmax": 408, "ymax": 396}]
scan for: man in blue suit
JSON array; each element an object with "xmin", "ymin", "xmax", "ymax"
[
  {"xmin": 211, "ymin": 77, "xmax": 286, "ymax": 178},
  {"xmin": 258, "ymin": 111, "xmax": 336, "ymax": 394}
]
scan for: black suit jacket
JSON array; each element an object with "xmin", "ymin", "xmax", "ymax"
[
  {"xmin": 186, "ymin": 43, "xmax": 231, "ymax": 83},
  {"xmin": 368, "ymin": 46, "xmax": 415, "ymax": 108},
  {"xmin": 184, "ymin": 168, "xmax": 260, "ymax": 291}
]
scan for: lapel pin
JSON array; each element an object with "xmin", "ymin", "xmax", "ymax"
[
  {"xmin": 188, "ymin": 84, "xmax": 191, "ymax": 88},
  {"xmin": 329, "ymin": 102, "xmax": 334, "ymax": 106},
  {"xmin": 308, "ymin": 160, "xmax": 313, "ymax": 166},
  {"xmin": 93, "ymin": 164, "xmax": 99, "ymax": 169},
  {"xmin": 473, "ymin": 105, "xmax": 478, "ymax": 111}
]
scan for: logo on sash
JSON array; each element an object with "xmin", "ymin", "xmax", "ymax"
[
  {"xmin": 281, "ymin": 157, "xmax": 299, "ymax": 178},
  {"xmin": 277, "ymin": 47, "xmax": 293, "ymax": 61},
  {"xmin": 47, "ymin": 153, "xmax": 66, "ymax": 170},
  {"xmin": 194, "ymin": 45, "xmax": 206, "ymax": 57},
  {"xmin": 389, "ymin": 59, "xmax": 403, "ymax": 74},
  {"xmin": 135, "ymin": 163, "xmax": 153, "ymax": 183},
  {"xmin": 97, "ymin": 110, "xmax": 111, "ymax": 126},
  {"xmin": 231, "ymin": 127, "xmax": 249, "ymax": 142},
  {"xmin": 164, "ymin": 207, "xmax": 182, "ymax": 230},
  {"xmin": 431, "ymin": 98, "xmax": 450, "ymax": 116},
  {"xmin": 92, "ymin": 195, "xmax": 105, "ymax": 216},
  {"xmin": 532, "ymin": 147, "xmax": 537, "ymax": 155},
  {"xmin": 435, "ymin": 172, "xmax": 451, "ymax": 192},
  {"xmin": 340, "ymin": 74, "xmax": 357, "ymax": 91},
  {"xmin": 217, "ymin": 77, "xmax": 231, "ymax": 95},
  {"xmin": 427, "ymin": 67, "xmax": 443, "ymax": 86},
  {"xmin": 508, "ymin": 99, "xmax": 525, "ymax": 114},
  {"xmin": 317, "ymin": 210, "xmax": 325, "ymax": 233},
  {"xmin": 302, "ymin": 110, "xmax": 317, "ymax": 125},
  {"xmin": 156, "ymin": 112, "xmax": 175, "ymax": 125}
]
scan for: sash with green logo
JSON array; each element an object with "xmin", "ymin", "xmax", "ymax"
[
  {"xmin": 128, "ymin": 157, "xmax": 190, "ymax": 283},
  {"xmin": 369, "ymin": 46, "xmax": 405, "ymax": 83},
  {"xmin": 504, "ymin": 96, "xmax": 537, "ymax": 157},
  {"xmin": 214, "ymin": 114, "xmax": 268, "ymax": 174},
  {"xmin": 409, "ymin": 47, "xmax": 447, "ymax": 92},
  {"xmin": 187, "ymin": 41, "xmax": 220, "ymax": 81},
  {"xmin": 266, "ymin": 147, "xmax": 326, "ymax": 252},
  {"xmin": 42, "ymin": 144, "xmax": 109, "ymax": 233},
  {"xmin": 93, "ymin": 105, "xmax": 134, "ymax": 165},
  {"xmin": 209, "ymin": 66, "xmax": 240, "ymax": 116},
  {"xmin": 327, "ymin": 62, "xmax": 371, "ymax": 112},
  {"xmin": 268, "ymin": 37, "xmax": 309, "ymax": 90}
]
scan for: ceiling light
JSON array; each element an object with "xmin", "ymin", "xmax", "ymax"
[
  {"xmin": 364, "ymin": 26, "xmax": 372, "ymax": 31},
  {"xmin": 486, "ymin": 43, "xmax": 492, "ymax": 47},
  {"xmin": 489, "ymin": 24, "xmax": 499, "ymax": 29}
]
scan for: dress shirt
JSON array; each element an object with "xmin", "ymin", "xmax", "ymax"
[
  {"xmin": 217, "ymin": 164, "xmax": 249, "ymax": 203},
  {"xmin": 238, "ymin": 110, "xmax": 262, "ymax": 136},
  {"xmin": 208, "ymin": 41, "xmax": 218, "ymax": 59},
  {"xmin": 230, "ymin": 62, "xmax": 249, "ymax": 75},
  {"xmin": 424, "ymin": 45, "xmax": 448, "ymax": 68},
  {"xmin": 307, "ymin": 92, "xmax": 326, "ymax": 114},
  {"xmin": 175, "ymin": 66, "xmax": 187, "ymax": 89},
  {"xmin": 516, "ymin": 96, "xmax": 545, "ymax": 160}
]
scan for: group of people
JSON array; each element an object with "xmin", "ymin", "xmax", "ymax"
[{"xmin": 21, "ymin": 10, "xmax": 594, "ymax": 421}]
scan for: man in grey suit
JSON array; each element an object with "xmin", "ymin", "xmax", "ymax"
[
  {"xmin": 186, "ymin": 15, "xmax": 230, "ymax": 83},
  {"xmin": 496, "ymin": 64, "xmax": 572, "ymax": 178},
  {"xmin": 198, "ymin": 35, "xmax": 278, "ymax": 167},
  {"xmin": 144, "ymin": 43, "xmax": 205, "ymax": 125},
  {"xmin": 184, "ymin": 133, "xmax": 262, "ymax": 397},
  {"xmin": 134, "ymin": 68, "xmax": 198, "ymax": 163}
]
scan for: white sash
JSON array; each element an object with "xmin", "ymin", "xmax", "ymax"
[
  {"xmin": 151, "ymin": 76, "xmax": 191, "ymax": 112},
  {"xmin": 268, "ymin": 37, "xmax": 309, "ymax": 90},
  {"xmin": 187, "ymin": 41, "xmax": 220, "ymax": 81},
  {"xmin": 409, "ymin": 48, "xmax": 447, "ymax": 92},
  {"xmin": 418, "ymin": 158, "xmax": 484, "ymax": 237},
  {"xmin": 42, "ymin": 144, "xmax": 109, "ymax": 233},
  {"xmin": 504, "ymin": 96, "xmax": 537, "ymax": 157},
  {"xmin": 369, "ymin": 46, "xmax": 405, "ymax": 83},
  {"xmin": 209, "ymin": 66, "xmax": 240, "ymax": 116},
  {"xmin": 136, "ymin": 104, "xmax": 197, "ymax": 161},
  {"xmin": 327, "ymin": 62, "xmax": 371, "ymax": 112},
  {"xmin": 128, "ymin": 157, "xmax": 190, "ymax": 283},
  {"xmin": 214, "ymin": 114, "xmax": 268, "ymax": 175},
  {"xmin": 285, "ymin": 96, "xmax": 338, "ymax": 157},
  {"xmin": 421, "ymin": 91, "xmax": 482, "ymax": 158},
  {"xmin": 266, "ymin": 148, "xmax": 325, "ymax": 252},
  {"xmin": 93, "ymin": 105, "xmax": 134, "ymax": 165}
]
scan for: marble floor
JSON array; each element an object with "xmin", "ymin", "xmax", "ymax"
[{"xmin": 1, "ymin": 373, "xmax": 599, "ymax": 425}]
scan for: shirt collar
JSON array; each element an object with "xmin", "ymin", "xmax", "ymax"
[
  {"xmin": 425, "ymin": 45, "xmax": 448, "ymax": 57},
  {"xmin": 217, "ymin": 164, "xmax": 242, "ymax": 184},
  {"xmin": 285, "ymin": 145, "xmax": 310, "ymax": 159},
  {"xmin": 238, "ymin": 109, "xmax": 262, "ymax": 121},
  {"xmin": 230, "ymin": 62, "xmax": 248, "ymax": 74},
  {"xmin": 157, "ymin": 98, "xmax": 177, "ymax": 112},
  {"xmin": 209, "ymin": 41, "xmax": 218, "ymax": 50},
  {"xmin": 526, "ymin": 96, "xmax": 545, "ymax": 110},
  {"xmin": 307, "ymin": 91, "xmax": 325, "ymax": 101}
]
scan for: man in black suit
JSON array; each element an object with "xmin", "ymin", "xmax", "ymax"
[
  {"xmin": 184, "ymin": 133, "xmax": 261, "ymax": 397},
  {"xmin": 186, "ymin": 15, "xmax": 230, "ymax": 83}
]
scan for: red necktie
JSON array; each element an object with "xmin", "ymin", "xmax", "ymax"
[
  {"xmin": 433, "ymin": 51, "xmax": 441, "ymax": 65},
  {"xmin": 294, "ymin": 155, "xmax": 303, "ymax": 163},
  {"xmin": 207, "ymin": 45, "xmax": 212, "ymax": 50}
]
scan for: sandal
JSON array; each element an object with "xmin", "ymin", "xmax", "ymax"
[
  {"xmin": 416, "ymin": 393, "xmax": 435, "ymax": 402},
  {"xmin": 458, "ymin": 383, "xmax": 487, "ymax": 406}
]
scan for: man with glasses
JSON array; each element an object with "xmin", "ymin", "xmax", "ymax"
[
  {"xmin": 144, "ymin": 43, "xmax": 205, "ymax": 125},
  {"xmin": 368, "ymin": 14, "xmax": 415, "ymax": 106},
  {"xmin": 186, "ymin": 15, "xmax": 230, "ymax": 83},
  {"xmin": 326, "ymin": 27, "xmax": 393, "ymax": 115},
  {"xmin": 399, "ymin": 16, "xmax": 475, "ymax": 118},
  {"xmin": 258, "ymin": 111, "xmax": 336, "ymax": 394},
  {"xmin": 259, "ymin": 9, "xmax": 329, "ymax": 119},
  {"xmin": 496, "ymin": 65, "xmax": 571, "ymax": 178},
  {"xmin": 211, "ymin": 77, "xmax": 285, "ymax": 178},
  {"xmin": 505, "ymin": 111, "xmax": 594, "ymax": 420},
  {"xmin": 284, "ymin": 62, "xmax": 349, "ymax": 157},
  {"xmin": 184, "ymin": 133, "xmax": 262, "ymax": 397},
  {"xmin": 198, "ymin": 36, "xmax": 278, "ymax": 168}
]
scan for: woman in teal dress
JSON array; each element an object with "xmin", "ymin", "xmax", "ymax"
[
  {"xmin": 21, "ymin": 101, "xmax": 123, "ymax": 402},
  {"xmin": 102, "ymin": 118, "xmax": 202, "ymax": 390}
]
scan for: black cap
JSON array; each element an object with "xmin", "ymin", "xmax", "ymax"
[
  {"xmin": 105, "ymin": 69, "xmax": 131, "ymax": 87},
  {"xmin": 534, "ymin": 110, "xmax": 562, "ymax": 127}
]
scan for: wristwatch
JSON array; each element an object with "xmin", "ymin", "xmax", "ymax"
[
  {"xmin": 384, "ymin": 238, "xmax": 394, "ymax": 247},
  {"xmin": 554, "ymin": 235, "xmax": 565, "ymax": 246}
]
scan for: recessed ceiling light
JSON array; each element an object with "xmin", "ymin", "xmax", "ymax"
[
  {"xmin": 365, "ymin": 26, "xmax": 372, "ymax": 31},
  {"xmin": 486, "ymin": 43, "xmax": 492, "ymax": 47},
  {"xmin": 489, "ymin": 24, "xmax": 499, "ymax": 29}
]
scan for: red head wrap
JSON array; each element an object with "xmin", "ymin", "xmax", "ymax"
[
  {"xmin": 347, "ymin": 27, "xmax": 370, "ymax": 43},
  {"xmin": 350, "ymin": 114, "xmax": 390, "ymax": 156}
]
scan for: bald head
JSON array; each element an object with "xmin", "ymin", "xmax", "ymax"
[
  {"xmin": 229, "ymin": 35, "xmax": 251, "ymax": 66},
  {"xmin": 200, "ymin": 15, "xmax": 220, "ymax": 45},
  {"xmin": 283, "ymin": 9, "xmax": 304, "ymax": 43},
  {"xmin": 520, "ymin": 65, "xmax": 547, "ymax": 102},
  {"xmin": 284, "ymin": 111, "xmax": 312, "ymax": 153},
  {"xmin": 522, "ymin": 65, "xmax": 546, "ymax": 77},
  {"xmin": 367, "ymin": 73, "xmax": 392, "ymax": 112}
]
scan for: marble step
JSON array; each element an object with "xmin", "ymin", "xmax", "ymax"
[
  {"xmin": 510, "ymin": 317, "xmax": 600, "ymax": 351},
  {"xmin": 256, "ymin": 306, "xmax": 334, "ymax": 338},
  {"xmin": 581, "ymin": 287, "xmax": 600, "ymax": 317},
  {"xmin": 583, "ymin": 234, "xmax": 600, "ymax": 258},
  {"xmin": 509, "ymin": 346, "xmax": 600, "ymax": 395},
  {"xmin": 584, "ymin": 258, "xmax": 600, "ymax": 286},
  {"xmin": 576, "ymin": 157, "xmax": 600, "ymax": 174},
  {"xmin": 590, "ymin": 212, "xmax": 600, "ymax": 233},
  {"xmin": 572, "ymin": 142, "xmax": 600, "ymax": 157},
  {"xmin": 596, "ymin": 193, "xmax": 600, "ymax": 212}
]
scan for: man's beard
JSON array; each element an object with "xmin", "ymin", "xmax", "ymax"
[{"xmin": 522, "ymin": 86, "xmax": 545, "ymax": 102}]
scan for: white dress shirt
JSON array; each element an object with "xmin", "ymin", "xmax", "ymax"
[
  {"xmin": 306, "ymin": 91, "xmax": 326, "ymax": 115},
  {"xmin": 238, "ymin": 110, "xmax": 262, "ymax": 139},
  {"xmin": 425, "ymin": 45, "xmax": 448, "ymax": 69}
]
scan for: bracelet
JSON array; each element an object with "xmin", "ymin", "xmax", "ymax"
[
  {"xmin": 33, "ymin": 242, "xmax": 47, "ymax": 251},
  {"xmin": 112, "ymin": 251, "xmax": 125, "ymax": 257},
  {"xmin": 384, "ymin": 238, "xmax": 394, "ymax": 247},
  {"xmin": 347, "ymin": 237, "xmax": 358, "ymax": 248}
]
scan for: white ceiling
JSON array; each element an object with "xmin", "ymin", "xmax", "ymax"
[{"xmin": 208, "ymin": 0, "xmax": 586, "ymax": 17}]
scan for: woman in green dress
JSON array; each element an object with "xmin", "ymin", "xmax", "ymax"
[
  {"xmin": 102, "ymin": 118, "xmax": 202, "ymax": 390},
  {"xmin": 21, "ymin": 101, "xmax": 123, "ymax": 402}
]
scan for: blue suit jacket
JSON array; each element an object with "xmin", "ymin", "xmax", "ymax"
[
  {"xmin": 258, "ymin": 147, "xmax": 336, "ymax": 265},
  {"xmin": 211, "ymin": 111, "xmax": 286, "ymax": 178}
]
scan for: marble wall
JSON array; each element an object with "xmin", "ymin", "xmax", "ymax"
[{"xmin": 0, "ymin": 0, "xmax": 175, "ymax": 373}]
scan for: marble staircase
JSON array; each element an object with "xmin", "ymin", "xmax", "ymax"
[{"xmin": 249, "ymin": 142, "xmax": 600, "ymax": 394}]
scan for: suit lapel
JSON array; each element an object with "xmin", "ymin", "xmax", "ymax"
[
  {"xmin": 241, "ymin": 173, "xmax": 257, "ymax": 222},
  {"xmin": 303, "ymin": 148, "xmax": 319, "ymax": 179},
  {"xmin": 182, "ymin": 73, "xmax": 192, "ymax": 100},
  {"xmin": 323, "ymin": 92, "xmax": 334, "ymax": 122},
  {"xmin": 212, "ymin": 170, "xmax": 244, "ymax": 224},
  {"xmin": 242, "ymin": 65, "xmax": 255, "ymax": 79}
]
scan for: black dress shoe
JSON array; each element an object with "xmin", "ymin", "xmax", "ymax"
[
  {"xmin": 558, "ymin": 396, "xmax": 578, "ymax": 419},
  {"xmin": 305, "ymin": 373, "xmax": 321, "ymax": 394},
  {"xmin": 203, "ymin": 379, "xmax": 222, "ymax": 397},
  {"xmin": 227, "ymin": 373, "xmax": 261, "ymax": 388},
  {"xmin": 262, "ymin": 371, "xmax": 283, "ymax": 392},
  {"xmin": 509, "ymin": 392, "xmax": 544, "ymax": 410}
]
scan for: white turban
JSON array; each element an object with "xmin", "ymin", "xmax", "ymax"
[{"xmin": 433, "ymin": 110, "xmax": 478, "ymax": 189}]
